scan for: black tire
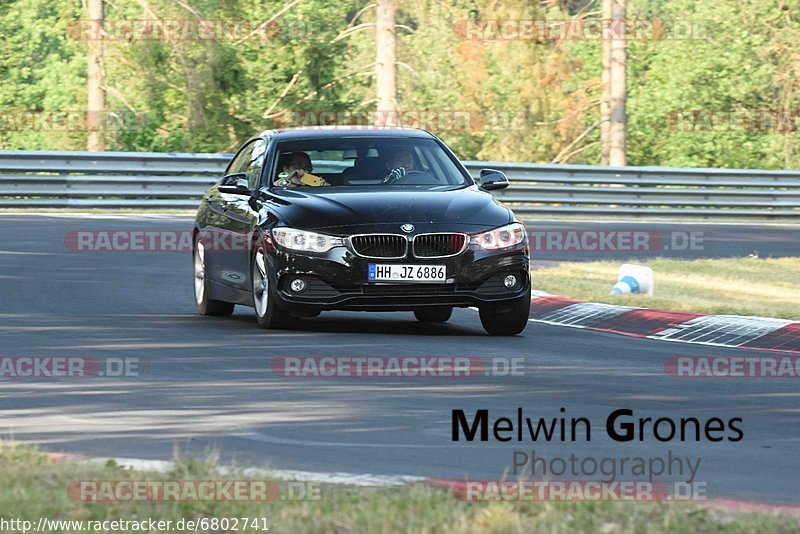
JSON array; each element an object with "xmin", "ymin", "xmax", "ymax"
[
  {"xmin": 479, "ymin": 290, "xmax": 531, "ymax": 336},
  {"xmin": 414, "ymin": 306, "xmax": 453, "ymax": 323},
  {"xmin": 252, "ymin": 246, "xmax": 292, "ymax": 329},
  {"xmin": 193, "ymin": 236, "xmax": 235, "ymax": 317}
]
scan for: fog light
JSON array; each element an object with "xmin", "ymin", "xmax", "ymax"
[
  {"xmin": 290, "ymin": 278, "xmax": 307, "ymax": 293},
  {"xmin": 503, "ymin": 274, "xmax": 517, "ymax": 289}
]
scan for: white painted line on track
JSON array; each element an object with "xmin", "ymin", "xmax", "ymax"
[
  {"xmin": 82, "ymin": 457, "xmax": 426, "ymax": 487},
  {"xmin": 228, "ymin": 431, "xmax": 472, "ymax": 449},
  {"xmin": 0, "ymin": 212, "xmax": 194, "ymax": 220}
]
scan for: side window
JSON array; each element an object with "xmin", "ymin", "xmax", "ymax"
[
  {"xmin": 414, "ymin": 147, "xmax": 432, "ymax": 173},
  {"xmin": 226, "ymin": 142, "xmax": 255, "ymax": 177},
  {"xmin": 245, "ymin": 139, "xmax": 267, "ymax": 189}
]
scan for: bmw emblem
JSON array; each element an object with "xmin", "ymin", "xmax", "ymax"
[{"xmin": 401, "ymin": 224, "xmax": 414, "ymax": 233}]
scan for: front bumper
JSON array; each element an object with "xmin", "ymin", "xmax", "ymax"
[{"xmin": 267, "ymin": 242, "xmax": 530, "ymax": 311}]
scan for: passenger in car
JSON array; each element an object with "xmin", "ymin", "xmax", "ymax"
[{"xmin": 276, "ymin": 152, "xmax": 330, "ymax": 187}]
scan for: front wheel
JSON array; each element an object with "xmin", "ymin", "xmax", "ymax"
[
  {"xmin": 252, "ymin": 247, "xmax": 291, "ymax": 329},
  {"xmin": 414, "ymin": 306, "xmax": 452, "ymax": 323},
  {"xmin": 479, "ymin": 291, "xmax": 531, "ymax": 336},
  {"xmin": 194, "ymin": 237, "xmax": 234, "ymax": 316}
]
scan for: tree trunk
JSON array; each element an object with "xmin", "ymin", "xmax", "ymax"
[
  {"xmin": 375, "ymin": 0, "xmax": 397, "ymax": 126},
  {"xmin": 87, "ymin": 0, "xmax": 105, "ymax": 151},
  {"xmin": 608, "ymin": 0, "xmax": 627, "ymax": 166},
  {"xmin": 600, "ymin": 0, "xmax": 612, "ymax": 165}
]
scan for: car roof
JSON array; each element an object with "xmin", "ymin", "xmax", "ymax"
[{"xmin": 258, "ymin": 126, "xmax": 436, "ymax": 141}]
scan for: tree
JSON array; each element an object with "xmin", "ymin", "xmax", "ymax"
[
  {"xmin": 375, "ymin": 0, "xmax": 397, "ymax": 125},
  {"xmin": 600, "ymin": 0, "xmax": 611, "ymax": 164},
  {"xmin": 86, "ymin": 0, "xmax": 105, "ymax": 151},
  {"xmin": 606, "ymin": 0, "xmax": 626, "ymax": 166}
]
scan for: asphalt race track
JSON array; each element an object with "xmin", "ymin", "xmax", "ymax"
[{"xmin": 1, "ymin": 214, "xmax": 800, "ymax": 504}]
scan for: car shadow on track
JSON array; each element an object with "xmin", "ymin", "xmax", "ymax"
[{"xmin": 225, "ymin": 309, "xmax": 486, "ymax": 336}]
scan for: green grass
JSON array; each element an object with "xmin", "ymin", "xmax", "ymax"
[
  {"xmin": 533, "ymin": 257, "xmax": 800, "ymax": 320},
  {"xmin": 1, "ymin": 443, "xmax": 798, "ymax": 533}
]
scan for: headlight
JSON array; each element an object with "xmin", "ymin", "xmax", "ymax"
[
  {"xmin": 272, "ymin": 227, "xmax": 344, "ymax": 253},
  {"xmin": 470, "ymin": 223, "xmax": 526, "ymax": 250}
]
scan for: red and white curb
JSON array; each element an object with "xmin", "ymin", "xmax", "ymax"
[{"xmin": 529, "ymin": 292, "xmax": 800, "ymax": 354}]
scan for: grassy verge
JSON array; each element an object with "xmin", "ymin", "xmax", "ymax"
[
  {"xmin": 532, "ymin": 257, "xmax": 800, "ymax": 320},
  {"xmin": 1, "ymin": 444, "xmax": 798, "ymax": 533}
]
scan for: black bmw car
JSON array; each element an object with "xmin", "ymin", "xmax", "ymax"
[{"xmin": 193, "ymin": 127, "xmax": 530, "ymax": 335}]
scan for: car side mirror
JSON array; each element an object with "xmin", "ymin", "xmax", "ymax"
[
  {"xmin": 479, "ymin": 169, "xmax": 509, "ymax": 191},
  {"xmin": 218, "ymin": 172, "xmax": 251, "ymax": 195}
]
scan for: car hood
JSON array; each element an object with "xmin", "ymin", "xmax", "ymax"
[{"xmin": 266, "ymin": 186, "xmax": 513, "ymax": 234}]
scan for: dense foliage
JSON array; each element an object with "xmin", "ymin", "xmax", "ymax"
[{"xmin": 1, "ymin": 0, "xmax": 799, "ymax": 168}]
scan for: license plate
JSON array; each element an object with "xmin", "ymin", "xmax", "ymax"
[{"xmin": 368, "ymin": 264, "xmax": 447, "ymax": 282}]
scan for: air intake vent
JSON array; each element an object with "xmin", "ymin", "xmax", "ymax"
[
  {"xmin": 413, "ymin": 233, "xmax": 467, "ymax": 258},
  {"xmin": 350, "ymin": 234, "xmax": 407, "ymax": 258}
]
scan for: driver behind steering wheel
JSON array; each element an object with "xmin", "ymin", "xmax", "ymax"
[{"xmin": 382, "ymin": 147, "xmax": 415, "ymax": 184}]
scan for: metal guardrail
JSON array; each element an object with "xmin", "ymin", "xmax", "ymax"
[{"xmin": 0, "ymin": 150, "xmax": 799, "ymax": 219}]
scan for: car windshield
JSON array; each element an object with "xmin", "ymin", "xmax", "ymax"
[{"xmin": 271, "ymin": 137, "xmax": 471, "ymax": 190}]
